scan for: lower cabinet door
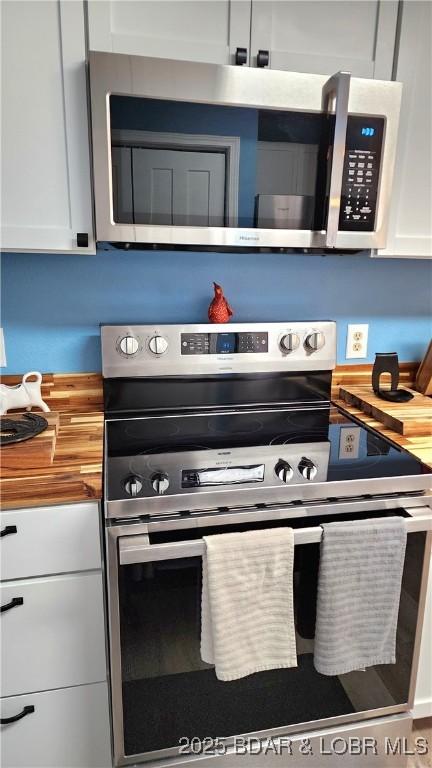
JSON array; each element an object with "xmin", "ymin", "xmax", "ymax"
[
  {"xmin": 0, "ymin": 502, "xmax": 102, "ymax": 582},
  {"xmin": 1, "ymin": 572, "xmax": 106, "ymax": 697},
  {"xmin": 0, "ymin": 682, "xmax": 111, "ymax": 768}
]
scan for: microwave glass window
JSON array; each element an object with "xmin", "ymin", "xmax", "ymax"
[
  {"xmin": 109, "ymin": 96, "xmax": 329, "ymax": 230},
  {"xmin": 109, "ymin": 96, "xmax": 383, "ymax": 232}
]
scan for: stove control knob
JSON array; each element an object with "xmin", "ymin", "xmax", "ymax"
[
  {"xmin": 124, "ymin": 475, "xmax": 143, "ymax": 496},
  {"xmin": 151, "ymin": 473, "xmax": 170, "ymax": 495},
  {"xmin": 298, "ymin": 457, "xmax": 318, "ymax": 481},
  {"xmin": 119, "ymin": 336, "xmax": 139, "ymax": 356},
  {"xmin": 280, "ymin": 333, "xmax": 300, "ymax": 354},
  {"xmin": 149, "ymin": 336, "xmax": 168, "ymax": 356},
  {"xmin": 304, "ymin": 331, "xmax": 325, "ymax": 353},
  {"xmin": 275, "ymin": 460, "xmax": 294, "ymax": 483}
]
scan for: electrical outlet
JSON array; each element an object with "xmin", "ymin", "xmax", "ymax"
[
  {"xmin": 346, "ymin": 324, "xmax": 368, "ymax": 359},
  {"xmin": 339, "ymin": 427, "xmax": 361, "ymax": 459}
]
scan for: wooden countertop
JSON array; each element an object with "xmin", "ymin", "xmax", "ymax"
[
  {"xmin": 333, "ymin": 398, "xmax": 432, "ymax": 469},
  {"xmin": 1, "ymin": 365, "xmax": 430, "ymax": 510},
  {"xmin": 0, "ymin": 374, "xmax": 103, "ymax": 510},
  {"xmin": 332, "ymin": 363, "xmax": 432, "ymax": 469}
]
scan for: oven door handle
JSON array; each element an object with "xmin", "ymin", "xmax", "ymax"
[
  {"xmin": 322, "ymin": 71, "xmax": 351, "ymax": 248},
  {"xmin": 118, "ymin": 509, "xmax": 432, "ymax": 565}
]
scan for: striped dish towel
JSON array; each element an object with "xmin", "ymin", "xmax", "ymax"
[
  {"xmin": 201, "ymin": 527, "xmax": 297, "ymax": 681},
  {"xmin": 314, "ymin": 516, "xmax": 407, "ymax": 676}
]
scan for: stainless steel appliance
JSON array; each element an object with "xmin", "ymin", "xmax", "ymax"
[
  {"xmin": 102, "ymin": 322, "xmax": 432, "ymax": 767},
  {"xmin": 90, "ymin": 53, "xmax": 401, "ymax": 252}
]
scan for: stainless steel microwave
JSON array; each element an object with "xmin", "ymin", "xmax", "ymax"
[{"xmin": 89, "ymin": 52, "xmax": 402, "ymax": 251}]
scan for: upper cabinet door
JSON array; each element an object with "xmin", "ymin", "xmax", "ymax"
[
  {"xmin": 250, "ymin": 0, "xmax": 399, "ymax": 77},
  {"xmin": 1, "ymin": 1, "xmax": 94, "ymax": 254},
  {"xmin": 87, "ymin": 0, "xmax": 252, "ymax": 66},
  {"xmin": 376, "ymin": 1, "xmax": 432, "ymax": 259}
]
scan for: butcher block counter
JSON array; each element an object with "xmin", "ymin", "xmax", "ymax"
[
  {"xmin": 1, "ymin": 365, "xmax": 431, "ymax": 509},
  {"xmin": 0, "ymin": 374, "xmax": 104, "ymax": 509},
  {"xmin": 332, "ymin": 363, "xmax": 432, "ymax": 469}
]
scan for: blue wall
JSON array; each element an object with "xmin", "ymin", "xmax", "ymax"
[{"xmin": 1, "ymin": 250, "xmax": 431, "ymax": 373}]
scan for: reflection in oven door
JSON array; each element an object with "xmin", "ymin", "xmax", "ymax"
[{"xmin": 108, "ymin": 506, "xmax": 431, "ymax": 764}]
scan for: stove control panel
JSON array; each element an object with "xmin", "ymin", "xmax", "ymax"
[
  {"xmin": 102, "ymin": 322, "xmax": 337, "ymax": 378},
  {"xmin": 109, "ymin": 443, "xmax": 331, "ymax": 510},
  {"xmin": 181, "ymin": 331, "xmax": 268, "ymax": 355}
]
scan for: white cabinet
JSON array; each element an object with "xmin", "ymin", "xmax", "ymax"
[
  {"xmin": 87, "ymin": 0, "xmax": 251, "ymax": 65},
  {"xmin": 250, "ymin": 0, "xmax": 399, "ymax": 77},
  {"xmin": 0, "ymin": 683, "xmax": 111, "ymax": 768},
  {"xmin": 0, "ymin": 502, "xmax": 102, "ymax": 581},
  {"xmin": 1, "ymin": 572, "xmax": 106, "ymax": 697},
  {"xmin": 0, "ymin": 0, "xmax": 94, "ymax": 254},
  {"xmin": 87, "ymin": 0, "xmax": 399, "ymax": 78},
  {"xmin": 375, "ymin": 0, "xmax": 432, "ymax": 259},
  {"xmin": 1, "ymin": 501, "xmax": 111, "ymax": 768}
]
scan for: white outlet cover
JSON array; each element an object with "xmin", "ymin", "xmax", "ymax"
[
  {"xmin": 339, "ymin": 426, "xmax": 361, "ymax": 460},
  {"xmin": 346, "ymin": 323, "xmax": 369, "ymax": 359}
]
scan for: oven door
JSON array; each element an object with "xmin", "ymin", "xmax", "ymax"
[
  {"xmin": 106, "ymin": 502, "xmax": 432, "ymax": 766},
  {"xmin": 90, "ymin": 52, "xmax": 401, "ymax": 251}
]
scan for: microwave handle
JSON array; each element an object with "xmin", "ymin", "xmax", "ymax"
[
  {"xmin": 322, "ymin": 71, "xmax": 351, "ymax": 248},
  {"xmin": 118, "ymin": 509, "xmax": 432, "ymax": 565}
]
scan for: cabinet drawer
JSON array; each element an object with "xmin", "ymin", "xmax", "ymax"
[
  {"xmin": 1, "ymin": 572, "xmax": 106, "ymax": 698},
  {"xmin": 0, "ymin": 502, "xmax": 102, "ymax": 581},
  {"xmin": 0, "ymin": 682, "xmax": 111, "ymax": 768}
]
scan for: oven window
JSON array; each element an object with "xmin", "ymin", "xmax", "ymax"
[
  {"xmin": 118, "ymin": 531, "xmax": 425, "ymax": 758},
  {"xmin": 109, "ymin": 95, "xmax": 329, "ymax": 230}
]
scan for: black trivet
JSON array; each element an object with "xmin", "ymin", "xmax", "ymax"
[{"xmin": 0, "ymin": 413, "xmax": 48, "ymax": 445}]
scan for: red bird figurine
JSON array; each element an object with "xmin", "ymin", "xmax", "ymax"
[{"xmin": 208, "ymin": 283, "xmax": 233, "ymax": 324}]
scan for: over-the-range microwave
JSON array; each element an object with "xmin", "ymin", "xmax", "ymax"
[{"xmin": 89, "ymin": 51, "xmax": 402, "ymax": 252}]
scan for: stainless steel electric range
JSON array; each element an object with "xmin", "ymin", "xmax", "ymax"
[{"xmin": 101, "ymin": 322, "xmax": 432, "ymax": 768}]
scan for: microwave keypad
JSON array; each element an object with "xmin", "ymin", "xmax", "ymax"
[
  {"xmin": 339, "ymin": 116, "xmax": 384, "ymax": 232},
  {"xmin": 343, "ymin": 151, "xmax": 376, "ymax": 226}
]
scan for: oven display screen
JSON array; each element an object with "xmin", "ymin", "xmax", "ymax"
[
  {"xmin": 181, "ymin": 332, "xmax": 268, "ymax": 355},
  {"xmin": 217, "ymin": 333, "xmax": 236, "ymax": 354},
  {"xmin": 182, "ymin": 465, "xmax": 265, "ymax": 487}
]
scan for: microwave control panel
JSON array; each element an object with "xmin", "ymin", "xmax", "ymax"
[{"xmin": 339, "ymin": 115, "xmax": 385, "ymax": 232}]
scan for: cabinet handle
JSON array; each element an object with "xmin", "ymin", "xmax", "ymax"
[
  {"xmin": 1, "ymin": 597, "xmax": 24, "ymax": 613},
  {"xmin": 256, "ymin": 50, "xmax": 269, "ymax": 68},
  {"xmin": 0, "ymin": 525, "xmax": 17, "ymax": 538},
  {"xmin": 235, "ymin": 47, "xmax": 247, "ymax": 65},
  {"xmin": 77, "ymin": 232, "xmax": 89, "ymax": 248},
  {"xmin": 0, "ymin": 705, "xmax": 35, "ymax": 725}
]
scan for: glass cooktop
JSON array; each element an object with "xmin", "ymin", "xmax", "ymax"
[{"xmin": 106, "ymin": 405, "xmax": 430, "ymax": 497}]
